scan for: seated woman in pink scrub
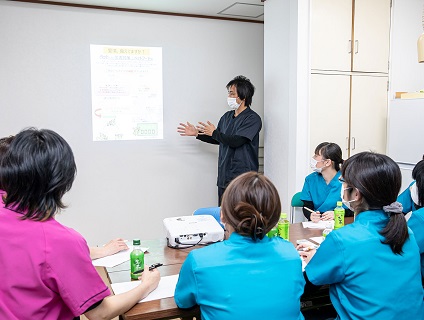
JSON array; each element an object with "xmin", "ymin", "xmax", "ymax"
[{"xmin": 0, "ymin": 128, "xmax": 160, "ymax": 320}]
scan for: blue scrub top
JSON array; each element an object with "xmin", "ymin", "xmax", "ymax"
[
  {"xmin": 216, "ymin": 107, "xmax": 262, "ymax": 188},
  {"xmin": 305, "ymin": 210, "xmax": 424, "ymax": 320},
  {"xmin": 301, "ymin": 171, "xmax": 344, "ymax": 212},
  {"xmin": 397, "ymin": 181, "xmax": 416, "ymax": 214},
  {"xmin": 175, "ymin": 233, "xmax": 305, "ymax": 320},
  {"xmin": 408, "ymin": 207, "xmax": 424, "ymax": 279}
]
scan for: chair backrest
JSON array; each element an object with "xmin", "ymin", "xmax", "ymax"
[
  {"xmin": 291, "ymin": 192, "xmax": 304, "ymax": 207},
  {"xmin": 193, "ymin": 206, "xmax": 223, "ymax": 229}
]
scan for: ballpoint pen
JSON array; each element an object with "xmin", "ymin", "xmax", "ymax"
[{"xmin": 133, "ymin": 263, "xmax": 163, "ymax": 274}]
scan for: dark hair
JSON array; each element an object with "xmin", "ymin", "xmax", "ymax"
[
  {"xmin": 0, "ymin": 135, "xmax": 15, "ymax": 190},
  {"xmin": 0, "ymin": 128, "xmax": 77, "ymax": 221},
  {"xmin": 221, "ymin": 171, "xmax": 281, "ymax": 241},
  {"xmin": 226, "ymin": 75, "xmax": 255, "ymax": 107},
  {"xmin": 341, "ymin": 152, "xmax": 407, "ymax": 254},
  {"xmin": 315, "ymin": 142, "xmax": 344, "ymax": 171},
  {"xmin": 412, "ymin": 159, "xmax": 424, "ymax": 207}
]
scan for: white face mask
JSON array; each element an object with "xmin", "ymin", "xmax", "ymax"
[
  {"xmin": 227, "ymin": 97, "xmax": 241, "ymax": 110},
  {"xmin": 410, "ymin": 182, "xmax": 419, "ymax": 205},
  {"xmin": 341, "ymin": 187, "xmax": 355, "ymax": 211},
  {"xmin": 310, "ymin": 158, "xmax": 323, "ymax": 173}
]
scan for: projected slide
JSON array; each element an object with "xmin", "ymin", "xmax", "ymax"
[{"xmin": 90, "ymin": 45, "xmax": 163, "ymax": 141}]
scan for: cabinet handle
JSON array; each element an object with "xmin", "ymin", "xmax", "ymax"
[
  {"xmin": 354, "ymin": 40, "xmax": 359, "ymax": 54},
  {"xmin": 346, "ymin": 137, "xmax": 349, "ymax": 150},
  {"xmin": 351, "ymin": 137, "xmax": 356, "ymax": 150},
  {"xmin": 348, "ymin": 40, "xmax": 352, "ymax": 54}
]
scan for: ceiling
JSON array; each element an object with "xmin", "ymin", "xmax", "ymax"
[{"xmin": 32, "ymin": 0, "xmax": 265, "ymax": 22}]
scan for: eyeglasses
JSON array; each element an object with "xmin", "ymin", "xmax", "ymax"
[{"xmin": 338, "ymin": 176, "xmax": 345, "ymax": 183}]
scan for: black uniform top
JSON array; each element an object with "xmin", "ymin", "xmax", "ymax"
[{"xmin": 197, "ymin": 107, "xmax": 262, "ymax": 188}]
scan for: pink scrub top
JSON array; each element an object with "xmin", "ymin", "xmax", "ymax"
[{"xmin": 0, "ymin": 201, "xmax": 110, "ymax": 319}]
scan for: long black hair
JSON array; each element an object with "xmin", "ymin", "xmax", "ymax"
[
  {"xmin": 0, "ymin": 128, "xmax": 77, "ymax": 221},
  {"xmin": 412, "ymin": 159, "xmax": 424, "ymax": 208},
  {"xmin": 341, "ymin": 152, "xmax": 407, "ymax": 254},
  {"xmin": 315, "ymin": 142, "xmax": 344, "ymax": 171}
]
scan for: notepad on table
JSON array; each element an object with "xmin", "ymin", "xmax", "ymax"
[
  {"xmin": 92, "ymin": 246, "xmax": 149, "ymax": 268},
  {"xmin": 111, "ymin": 274, "xmax": 179, "ymax": 303}
]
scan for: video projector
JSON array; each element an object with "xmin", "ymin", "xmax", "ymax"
[{"xmin": 163, "ymin": 215, "xmax": 224, "ymax": 248}]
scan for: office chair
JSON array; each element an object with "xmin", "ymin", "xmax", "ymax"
[
  {"xmin": 193, "ymin": 206, "xmax": 224, "ymax": 229},
  {"xmin": 290, "ymin": 192, "xmax": 304, "ymax": 223}
]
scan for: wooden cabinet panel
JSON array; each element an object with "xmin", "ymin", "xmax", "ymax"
[
  {"xmin": 310, "ymin": 0, "xmax": 352, "ymax": 71},
  {"xmin": 353, "ymin": 0, "xmax": 391, "ymax": 73},
  {"xmin": 350, "ymin": 75, "xmax": 388, "ymax": 155},
  {"xmin": 309, "ymin": 74, "xmax": 351, "ymax": 159},
  {"xmin": 311, "ymin": 0, "xmax": 391, "ymax": 73}
]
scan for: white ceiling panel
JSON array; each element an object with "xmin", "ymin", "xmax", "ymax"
[{"xmin": 34, "ymin": 0, "xmax": 265, "ymax": 21}]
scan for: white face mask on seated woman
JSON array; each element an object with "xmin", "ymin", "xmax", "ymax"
[
  {"xmin": 341, "ymin": 187, "xmax": 355, "ymax": 211},
  {"xmin": 310, "ymin": 158, "xmax": 325, "ymax": 173},
  {"xmin": 410, "ymin": 183, "xmax": 421, "ymax": 206}
]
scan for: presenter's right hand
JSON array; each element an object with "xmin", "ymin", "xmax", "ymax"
[
  {"xmin": 310, "ymin": 211, "xmax": 321, "ymax": 223},
  {"xmin": 139, "ymin": 267, "xmax": 160, "ymax": 293},
  {"xmin": 177, "ymin": 122, "xmax": 198, "ymax": 136}
]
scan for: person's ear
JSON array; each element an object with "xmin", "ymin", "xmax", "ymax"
[{"xmin": 352, "ymin": 188, "xmax": 361, "ymax": 201}]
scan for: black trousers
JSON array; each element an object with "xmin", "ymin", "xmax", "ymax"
[{"xmin": 218, "ymin": 187, "xmax": 226, "ymax": 206}]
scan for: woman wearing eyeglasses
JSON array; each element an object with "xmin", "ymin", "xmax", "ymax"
[
  {"xmin": 299, "ymin": 152, "xmax": 424, "ymax": 319},
  {"xmin": 300, "ymin": 142, "xmax": 353, "ymax": 222}
]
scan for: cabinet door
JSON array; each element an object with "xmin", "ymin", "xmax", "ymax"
[
  {"xmin": 310, "ymin": 74, "xmax": 351, "ymax": 159},
  {"xmin": 310, "ymin": 0, "xmax": 352, "ymax": 71},
  {"xmin": 350, "ymin": 76, "xmax": 388, "ymax": 156},
  {"xmin": 353, "ymin": 0, "xmax": 391, "ymax": 73}
]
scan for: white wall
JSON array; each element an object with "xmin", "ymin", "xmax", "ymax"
[
  {"xmin": 0, "ymin": 1, "xmax": 264, "ymax": 245},
  {"xmin": 388, "ymin": 0, "xmax": 424, "ymax": 190},
  {"xmin": 263, "ymin": 0, "xmax": 310, "ymax": 214},
  {"xmin": 389, "ymin": 0, "xmax": 424, "ymax": 95}
]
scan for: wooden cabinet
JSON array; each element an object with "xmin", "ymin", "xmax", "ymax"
[
  {"xmin": 309, "ymin": 0, "xmax": 391, "ymax": 158},
  {"xmin": 310, "ymin": 74, "xmax": 388, "ymax": 159},
  {"xmin": 311, "ymin": 0, "xmax": 391, "ymax": 73}
]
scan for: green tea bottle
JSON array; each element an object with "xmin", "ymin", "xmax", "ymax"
[
  {"xmin": 334, "ymin": 201, "xmax": 345, "ymax": 230},
  {"xmin": 277, "ymin": 213, "xmax": 290, "ymax": 241},
  {"xmin": 130, "ymin": 239, "xmax": 144, "ymax": 280}
]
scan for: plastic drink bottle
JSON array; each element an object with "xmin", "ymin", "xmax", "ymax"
[
  {"xmin": 130, "ymin": 239, "xmax": 144, "ymax": 280},
  {"xmin": 277, "ymin": 213, "xmax": 290, "ymax": 240},
  {"xmin": 267, "ymin": 226, "xmax": 278, "ymax": 238},
  {"xmin": 334, "ymin": 201, "xmax": 345, "ymax": 230}
]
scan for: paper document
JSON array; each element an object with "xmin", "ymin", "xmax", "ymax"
[
  {"xmin": 92, "ymin": 246, "xmax": 149, "ymax": 268},
  {"xmin": 302, "ymin": 220, "xmax": 334, "ymax": 229},
  {"xmin": 309, "ymin": 236, "xmax": 324, "ymax": 244},
  {"xmin": 111, "ymin": 274, "xmax": 179, "ymax": 303}
]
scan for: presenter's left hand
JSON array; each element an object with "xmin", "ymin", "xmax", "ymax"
[
  {"xmin": 196, "ymin": 121, "xmax": 216, "ymax": 136},
  {"xmin": 321, "ymin": 210, "xmax": 334, "ymax": 221}
]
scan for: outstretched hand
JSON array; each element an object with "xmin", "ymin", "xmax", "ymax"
[
  {"xmin": 196, "ymin": 121, "xmax": 216, "ymax": 136},
  {"xmin": 177, "ymin": 122, "xmax": 198, "ymax": 136}
]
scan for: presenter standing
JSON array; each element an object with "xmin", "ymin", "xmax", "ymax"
[{"xmin": 177, "ymin": 75, "xmax": 262, "ymax": 205}]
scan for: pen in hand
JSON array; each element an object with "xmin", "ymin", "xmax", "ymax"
[{"xmin": 133, "ymin": 263, "xmax": 163, "ymax": 275}]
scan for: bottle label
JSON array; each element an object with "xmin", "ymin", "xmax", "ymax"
[
  {"xmin": 277, "ymin": 222, "xmax": 289, "ymax": 241},
  {"xmin": 130, "ymin": 250, "xmax": 144, "ymax": 280},
  {"xmin": 334, "ymin": 208, "xmax": 345, "ymax": 230}
]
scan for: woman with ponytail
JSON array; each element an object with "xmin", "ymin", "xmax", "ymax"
[
  {"xmin": 301, "ymin": 142, "xmax": 353, "ymax": 222},
  {"xmin": 175, "ymin": 172, "xmax": 305, "ymax": 320},
  {"xmin": 299, "ymin": 152, "xmax": 424, "ymax": 319}
]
